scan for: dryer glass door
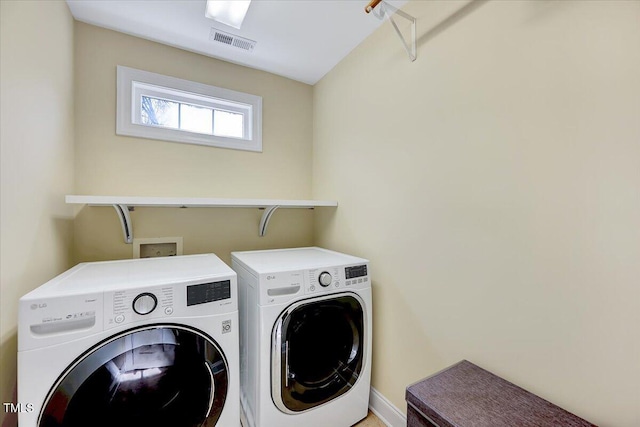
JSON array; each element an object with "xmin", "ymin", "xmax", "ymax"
[
  {"xmin": 39, "ymin": 325, "xmax": 228, "ymax": 427},
  {"xmin": 272, "ymin": 293, "xmax": 365, "ymax": 412}
]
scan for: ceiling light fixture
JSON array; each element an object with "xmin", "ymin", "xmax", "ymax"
[{"xmin": 205, "ymin": 0, "xmax": 252, "ymax": 29}]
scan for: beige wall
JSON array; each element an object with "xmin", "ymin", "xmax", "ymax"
[
  {"xmin": 0, "ymin": 1, "xmax": 75, "ymax": 424},
  {"xmin": 3, "ymin": 2, "xmax": 638, "ymax": 425},
  {"xmin": 313, "ymin": 1, "xmax": 640, "ymax": 425},
  {"xmin": 73, "ymin": 23, "xmax": 315, "ymax": 264}
]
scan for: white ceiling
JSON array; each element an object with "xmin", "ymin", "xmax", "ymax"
[{"xmin": 66, "ymin": 0, "xmax": 407, "ymax": 85}]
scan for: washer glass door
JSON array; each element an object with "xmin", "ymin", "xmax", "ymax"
[
  {"xmin": 39, "ymin": 325, "xmax": 228, "ymax": 427},
  {"xmin": 272, "ymin": 293, "xmax": 365, "ymax": 412}
]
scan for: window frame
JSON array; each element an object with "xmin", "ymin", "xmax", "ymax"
[{"xmin": 116, "ymin": 65, "xmax": 262, "ymax": 152}]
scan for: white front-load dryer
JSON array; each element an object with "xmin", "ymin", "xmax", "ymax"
[
  {"xmin": 231, "ymin": 247, "xmax": 372, "ymax": 427},
  {"xmin": 18, "ymin": 254, "xmax": 240, "ymax": 427}
]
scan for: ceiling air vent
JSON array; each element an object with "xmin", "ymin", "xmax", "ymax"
[{"xmin": 209, "ymin": 28, "xmax": 256, "ymax": 52}]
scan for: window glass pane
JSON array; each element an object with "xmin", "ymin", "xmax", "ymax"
[
  {"xmin": 214, "ymin": 110, "xmax": 244, "ymax": 138},
  {"xmin": 121, "ymin": 67, "xmax": 261, "ymax": 151},
  {"xmin": 180, "ymin": 103, "xmax": 213, "ymax": 135},
  {"xmin": 141, "ymin": 96, "xmax": 178, "ymax": 128}
]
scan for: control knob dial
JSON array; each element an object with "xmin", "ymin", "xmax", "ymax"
[
  {"xmin": 133, "ymin": 293, "xmax": 158, "ymax": 315},
  {"xmin": 319, "ymin": 271, "xmax": 333, "ymax": 287}
]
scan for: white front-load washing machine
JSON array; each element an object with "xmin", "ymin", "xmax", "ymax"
[
  {"xmin": 231, "ymin": 247, "xmax": 371, "ymax": 427},
  {"xmin": 18, "ymin": 254, "xmax": 240, "ymax": 427}
]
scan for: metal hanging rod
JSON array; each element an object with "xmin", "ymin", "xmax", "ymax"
[
  {"xmin": 364, "ymin": 0, "xmax": 384, "ymax": 13},
  {"xmin": 365, "ymin": 0, "xmax": 416, "ymax": 62}
]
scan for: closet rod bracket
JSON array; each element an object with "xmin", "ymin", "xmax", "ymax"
[{"xmin": 365, "ymin": 0, "xmax": 417, "ymax": 62}]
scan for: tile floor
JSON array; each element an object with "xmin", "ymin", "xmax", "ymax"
[
  {"xmin": 241, "ymin": 410, "xmax": 386, "ymax": 427},
  {"xmin": 353, "ymin": 411, "xmax": 387, "ymax": 426}
]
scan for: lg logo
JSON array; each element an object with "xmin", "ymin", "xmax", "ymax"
[
  {"xmin": 266, "ymin": 275, "xmax": 276, "ymax": 280},
  {"xmin": 30, "ymin": 303, "xmax": 47, "ymax": 310}
]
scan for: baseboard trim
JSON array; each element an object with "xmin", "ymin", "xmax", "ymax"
[{"xmin": 369, "ymin": 387, "xmax": 407, "ymax": 427}]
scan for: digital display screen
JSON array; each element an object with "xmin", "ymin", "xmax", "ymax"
[
  {"xmin": 187, "ymin": 280, "xmax": 231, "ymax": 306},
  {"xmin": 345, "ymin": 265, "xmax": 368, "ymax": 279}
]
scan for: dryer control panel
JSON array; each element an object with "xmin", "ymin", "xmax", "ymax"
[
  {"xmin": 259, "ymin": 263, "xmax": 370, "ymax": 305},
  {"xmin": 305, "ymin": 264, "xmax": 369, "ymax": 295},
  {"xmin": 233, "ymin": 247, "xmax": 370, "ymax": 306}
]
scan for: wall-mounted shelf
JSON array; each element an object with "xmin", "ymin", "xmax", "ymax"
[{"xmin": 66, "ymin": 195, "xmax": 338, "ymax": 243}]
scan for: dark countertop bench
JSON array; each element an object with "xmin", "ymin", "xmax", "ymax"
[{"xmin": 406, "ymin": 360, "xmax": 596, "ymax": 427}]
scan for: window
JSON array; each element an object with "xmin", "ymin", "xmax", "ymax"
[{"xmin": 116, "ymin": 66, "xmax": 262, "ymax": 152}]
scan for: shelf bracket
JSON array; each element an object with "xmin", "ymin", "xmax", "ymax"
[
  {"xmin": 259, "ymin": 205, "xmax": 279, "ymax": 237},
  {"xmin": 366, "ymin": 0, "xmax": 416, "ymax": 62},
  {"xmin": 113, "ymin": 204, "xmax": 133, "ymax": 244}
]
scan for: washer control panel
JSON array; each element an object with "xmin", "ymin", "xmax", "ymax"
[
  {"xmin": 106, "ymin": 286, "xmax": 174, "ymax": 329},
  {"xmin": 104, "ymin": 276, "xmax": 237, "ymax": 329}
]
